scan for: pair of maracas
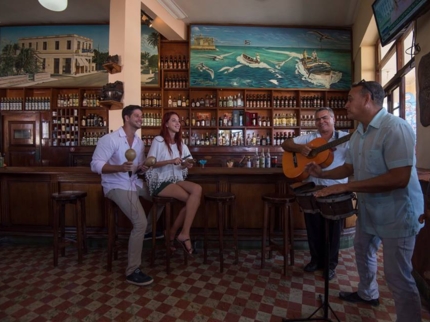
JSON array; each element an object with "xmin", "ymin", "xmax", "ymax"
[{"xmin": 125, "ymin": 149, "xmax": 157, "ymax": 177}]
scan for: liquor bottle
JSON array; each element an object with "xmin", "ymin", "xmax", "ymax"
[
  {"xmin": 205, "ymin": 133, "xmax": 210, "ymax": 146},
  {"xmin": 251, "ymin": 132, "xmax": 256, "ymax": 146},
  {"xmin": 266, "ymin": 149, "xmax": 271, "ymax": 168},
  {"xmin": 260, "ymin": 148, "xmax": 265, "ymax": 168},
  {"xmin": 177, "ymin": 95, "xmax": 182, "ymax": 107},
  {"xmin": 266, "ymin": 132, "xmax": 271, "ymax": 146},
  {"xmin": 82, "ymin": 93, "xmax": 88, "ymax": 107},
  {"xmin": 168, "ymin": 95, "xmax": 173, "ymax": 108},
  {"xmin": 237, "ymin": 93, "xmax": 243, "ymax": 107},
  {"xmin": 254, "ymin": 148, "xmax": 260, "ymax": 168},
  {"xmin": 191, "ymin": 113, "xmax": 196, "ymax": 126},
  {"xmin": 246, "ymin": 156, "xmax": 251, "ymax": 168}
]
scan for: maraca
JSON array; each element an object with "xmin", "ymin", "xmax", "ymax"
[
  {"xmin": 144, "ymin": 156, "xmax": 157, "ymax": 167},
  {"xmin": 125, "ymin": 148, "xmax": 136, "ymax": 177}
]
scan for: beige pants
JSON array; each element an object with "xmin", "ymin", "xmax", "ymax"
[{"xmin": 106, "ymin": 184, "xmax": 163, "ymax": 276}]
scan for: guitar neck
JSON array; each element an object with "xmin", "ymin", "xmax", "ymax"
[{"xmin": 312, "ymin": 133, "xmax": 352, "ymax": 154}]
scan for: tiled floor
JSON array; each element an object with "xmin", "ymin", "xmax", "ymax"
[{"xmin": 0, "ymin": 239, "xmax": 429, "ymax": 322}]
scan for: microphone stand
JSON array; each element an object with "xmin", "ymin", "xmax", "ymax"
[{"xmin": 282, "ymin": 217, "xmax": 340, "ymax": 322}]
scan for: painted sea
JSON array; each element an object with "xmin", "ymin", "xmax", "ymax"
[{"xmin": 190, "ymin": 46, "xmax": 351, "ymax": 89}]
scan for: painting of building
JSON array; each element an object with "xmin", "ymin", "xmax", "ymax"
[
  {"xmin": 19, "ymin": 34, "xmax": 95, "ymax": 76},
  {"xmin": 0, "ymin": 25, "xmax": 159, "ymax": 87}
]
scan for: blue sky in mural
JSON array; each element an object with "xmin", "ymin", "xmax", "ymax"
[{"xmin": 0, "ymin": 25, "xmax": 157, "ymax": 54}]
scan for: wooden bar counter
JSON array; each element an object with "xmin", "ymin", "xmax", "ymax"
[{"xmin": 0, "ymin": 166, "xmax": 356, "ymax": 242}]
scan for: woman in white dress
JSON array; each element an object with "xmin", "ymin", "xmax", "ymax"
[{"xmin": 146, "ymin": 111, "xmax": 202, "ymax": 256}]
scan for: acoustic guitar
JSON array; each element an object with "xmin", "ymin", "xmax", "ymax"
[{"xmin": 282, "ymin": 133, "xmax": 352, "ymax": 181}]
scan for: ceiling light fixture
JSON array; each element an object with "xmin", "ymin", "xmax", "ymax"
[
  {"xmin": 38, "ymin": 0, "xmax": 68, "ymax": 12},
  {"xmin": 157, "ymin": 0, "xmax": 188, "ymax": 20},
  {"xmin": 141, "ymin": 10, "xmax": 153, "ymax": 28}
]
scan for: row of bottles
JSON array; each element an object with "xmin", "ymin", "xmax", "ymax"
[
  {"xmin": 57, "ymin": 94, "xmax": 79, "ymax": 107},
  {"xmin": 164, "ymin": 75, "xmax": 188, "ymax": 89},
  {"xmin": 81, "ymin": 132, "xmax": 107, "ymax": 146},
  {"xmin": 273, "ymin": 96, "xmax": 297, "ymax": 108},
  {"xmin": 168, "ymin": 95, "xmax": 190, "ymax": 108},
  {"xmin": 219, "ymin": 94, "xmax": 244, "ymax": 108},
  {"xmin": 300, "ymin": 95, "xmax": 324, "ymax": 108},
  {"xmin": 246, "ymin": 148, "xmax": 275, "ymax": 168},
  {"xmin": 81, "ymin": 114, "xmax": 106, "ymax": 127},
  {"xmin": 141, "ymin": 93, "xmax": 162, "ymax": 107},
  {"xmin": 160, "ymin": 55, "xmax": 189, "ymax": 70},
  {"xmin": 141, "ymin": 135, "xmax": 155, "ymax": 147},
  {"xmin": 24, "ymin": 97, "xmax": 51, "ymax": 110},
  {"xmin": 327, "ymin": 96, "xmax": 348, "ymax": 109},
  {"xmin": 142, "ymin": 113, "xmax": 163, "ymax": 127},
  {"xmin": 273, "ymin": 113, "xmax": 297, "ymax": 127},
  {"xmin": 0, "ymin": 97, "xmax": 24, "ymax": 110},
  {"xmin": 82, "ymin": 93, "xmax": 100, "ymax": 107},
  {"xmin": 246, "ymin": 94, "xmax": 271, "ymax": 108},
  {"xmin": 192, "ymin": 95, "xmax": 215, "ymax": 107}
]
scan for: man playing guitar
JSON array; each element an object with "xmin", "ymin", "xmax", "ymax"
[{"xmin": 282, "ymin": 107, "xmax": 350, "ymax": 280}]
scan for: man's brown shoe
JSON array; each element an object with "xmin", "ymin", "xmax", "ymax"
[{"xmin": 339, "ymin": 291, "xmax": 379, "ymax": 307}]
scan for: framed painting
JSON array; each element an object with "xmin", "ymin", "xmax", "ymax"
[
  {"xmin": 189, "ymin": 24, "xmax": 352, "ymax": 89},
  {"xmin": 0, "ymin": 24, "xmax": 159, "ymax": 88}
]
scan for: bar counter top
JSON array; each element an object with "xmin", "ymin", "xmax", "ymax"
[{"xmin": 0, "ymin": 166, "xmax": 286, "ymax": 176}]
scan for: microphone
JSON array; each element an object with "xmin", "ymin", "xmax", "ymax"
[{"xmin": 125, "ymin": 148, "xmax": 136, "ymax": 177}]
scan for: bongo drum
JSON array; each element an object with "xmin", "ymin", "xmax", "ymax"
[
  {"xmin": 294, "ymin": 185, "xmax": 326, "ymax": 214},
  {"xmin": 316, "ymin": 192, "xmax": 357, "ymax": 220}
]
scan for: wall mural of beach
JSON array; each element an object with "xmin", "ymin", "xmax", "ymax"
[{"xmin": 189, "ymin": 25, "xmax": 352, "ymax": 90}]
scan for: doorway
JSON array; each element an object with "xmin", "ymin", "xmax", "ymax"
[{"xmin": 2, "ymin": 112, "xmax": 41, "ymax": 166}]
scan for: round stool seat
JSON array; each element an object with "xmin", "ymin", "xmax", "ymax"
[
  {"xmin": 262, "ymin": 193, "xmax": 295, "ymax": 204},
  {"xmin": 52, "ymin": 191, "xmax": 87, "ymax": 200},
  {"xmin": 152, "ymin": 196, "xmax": 176, "ymax": 204},
  {"xmin": 204, "ymin": 192, "xmax": 235, "ymax": 201}
]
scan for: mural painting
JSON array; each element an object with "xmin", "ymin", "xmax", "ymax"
[
  {"xmin": 190, "ymin": 25, "xmax": 352, "ymax": 89},
  {"xmin": 0, "ymin": 25, "xmax": 159, "ymax": 87}
]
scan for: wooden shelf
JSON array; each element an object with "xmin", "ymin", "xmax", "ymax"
[
  {"xmin": 102, "ymin": 62, "xmax": 122, "ymax": 74},
  {"xmin": 99, "ymin": 100, "xmax": 123, "ymax": 110}
]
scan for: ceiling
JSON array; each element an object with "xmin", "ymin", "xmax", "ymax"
[{"xmin": 0, "ymin": 0, "xmax": 361, "ymax": 36}]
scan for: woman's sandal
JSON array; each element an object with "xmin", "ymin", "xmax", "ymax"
[
  {"xmin": 169, "ymin": 239, "xmax": 176, "ymax": 252},
  {"xmin": 175, "ymin": 238, "xmax": 194, "ymax": 257}
]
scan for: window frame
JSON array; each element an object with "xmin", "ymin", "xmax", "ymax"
[{"xmin": 376, "ymin": 23, "xmax": 415, "ymax": 120}]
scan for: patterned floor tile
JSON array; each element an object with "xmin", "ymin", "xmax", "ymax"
[{"xmin": 0, "ymin": 242, "xmax": 429, "ymax": 322}]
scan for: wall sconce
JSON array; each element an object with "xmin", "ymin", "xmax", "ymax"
[
  {"xmin": 38, "ymin": 0, "xmax": 68, "ymax": 12},
  {"xmin": 141, "ymin": 10, "xmax": 153, "ymax": 28}
]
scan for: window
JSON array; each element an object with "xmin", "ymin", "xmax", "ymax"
[
  {"xmin": 36, "ymin": 42, "xmax": 38, "ymax": 50},
  {"xmin": 55, "ymin": 41, "xmax": 59, "ymax": 50},
  {"xmin": 29, "ymin": 42, "xmax": 32, "ymax": 48},
  {"xmin": 376, "ymin": 25, "xmax": 416, "ymax": 136},
  {"xmin": 43, "ymin": 42, "xmax": 47, "ymax": 50},
  {"xmin": 67, "ymin": 40, "xmax": 71, "ymax": 50}
]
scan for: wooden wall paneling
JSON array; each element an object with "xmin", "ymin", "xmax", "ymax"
[{"xmin": 8, "ymin": 175, "xmax": 51, "ymax": 226}]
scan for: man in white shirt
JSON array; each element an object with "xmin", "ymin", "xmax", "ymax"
[
  {"xmin": 282, "ymin": 107, "xmax": 349, "ymax": 281},
  {"xmin": 91, "ymin": 105, "xmax": 161, "ymax": 286}
]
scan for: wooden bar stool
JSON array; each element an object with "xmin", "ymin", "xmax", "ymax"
[
  {"xmin": 150, "ymin": 196, "xmax": 180, "ymax": 274},
  {"xmin": 52, "ymin": 190, "xmax": 87, "ymax": 267},
  {"xmin": 204, "ymin": 192, "xmax": 238, "ymax": 273},
  {"xmin": 105, "ymin": 197, "xmax": 126, "ymax": 272},
  {"xmin": 261, "ymin": 193, "xmax": 295, "ymax": 276}
]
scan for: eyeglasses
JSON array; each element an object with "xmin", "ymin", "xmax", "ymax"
[{"xmin": 353, "ymin": 79, "xmax": 374, "ymax": 100}]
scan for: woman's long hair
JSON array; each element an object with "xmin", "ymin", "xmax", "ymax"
[{"xmin": 159, "ymin": 111, "xmax": 183, "ymax": 156}]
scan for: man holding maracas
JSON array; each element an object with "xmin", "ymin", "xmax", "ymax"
[{"xmin": 91, "ymin": 105, "xmax": 161, "ymax": 286}]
